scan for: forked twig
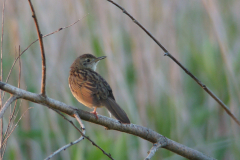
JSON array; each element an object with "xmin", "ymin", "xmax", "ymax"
[
  {"xmin": 53, "ymin": 110, "xmax": 114, "ymax": 160},
  {"xmin": 2, "ymin": 15, "xmax": 85, "ymax": 98},
  {"xmin": 27, "ymin": 0, "xmax": 46, "ymax": 96},
  {"xmin": 45, "ymin": 113, "xmax": 86, "ymax": 160},
  {"xmin": 4, "ymin": 14, "xmax": 88, "ymax": 92},
  {"xmin": 45, "ymin": 136, "xmax": 84, "ymax": 160},
  {"xmin": 106, "ymin": 0, "xmax": 240, "ymax": 126},
  {"xmin": 145, "ymin": 139, "xmax": 167, "ymax": 160}
]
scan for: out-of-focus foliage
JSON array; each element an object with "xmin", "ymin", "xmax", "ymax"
[{"xmin": 1, "ymin": 0, "xmax": 240, "ymax": 159}]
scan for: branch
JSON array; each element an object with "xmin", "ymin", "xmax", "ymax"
[
  {"xmin": 0, "ymin": 81, "xmax": 215, "ymax": 160},
  {"xmin": 44, "ymin": 113, "xmax": 86, "ymax": 160},
  {"xmin": 106, "ymin": 0, "xmax": 240, "ymax": 127},
  {"xmin": 45, "ymin": 136, "xmax": 84, "ymax": 160},
  {"xmin": 1, "ymin": 47, "xmax": 22, "ymax": 157},
  {"xmin": 0, "ymin": 0, "xmax": 6, "ymax": 97},
  {"xmin": 0, "ymin": 95, "xmax": 19, "ymax": 120},
  {"xmin": 5, "ymin": 14, "xmax": 87, "ymax": 87},
  {"xmin": 1, "ymin": 107, "xmax": 32, "ymax": 150},
  {"xmin": 1, "ymin": 1, "xmax": 7, "ymax": 156},
  {"xmin": 145, "ymin": 140, "xmax": 167, "ymax": 160},
  {"xmin": 74, "ymin": 113, "xmax": 85, "ymax": 134},
  {"xmin": 47, "ymin": 110, "xmax": 114, "ymax": 160},
  {"xmin": 27, "ymin": 0, "xmax": 46, "ymax": 96}
]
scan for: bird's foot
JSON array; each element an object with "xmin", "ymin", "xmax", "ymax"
[{"xmin": 90, "ymin": 109, "xmax": 99, "ymax": 119}]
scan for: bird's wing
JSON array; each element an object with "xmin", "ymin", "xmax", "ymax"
[
  {"xmin": 70, "ymin": 68, "xmax": 115, "ymax": 101},
  {"xmin": 85, "ymin": 69, "xmax": 115, "ymax": 101}
]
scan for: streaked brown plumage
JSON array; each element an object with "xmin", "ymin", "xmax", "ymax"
[{"xmin": 69, "ymin": 54, "xmax": 130, "ymax": 124}]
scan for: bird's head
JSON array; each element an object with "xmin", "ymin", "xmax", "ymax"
[{"xmin": 71, "ymin": 53, "xmax": 106, "ymax": 71}]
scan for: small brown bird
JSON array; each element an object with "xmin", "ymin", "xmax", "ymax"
[{"xmin": 69, "ymin": 54, "xmax": 130, "ymax": 124}]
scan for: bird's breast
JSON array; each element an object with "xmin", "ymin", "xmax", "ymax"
[{"xmin": 69, "ymin": 71, "xmax": 102, "ymax": 109}]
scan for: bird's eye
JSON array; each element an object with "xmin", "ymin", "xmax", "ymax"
[{"xmin": 86, "ymin": 59, "xmax": 90, "ymax": 62}]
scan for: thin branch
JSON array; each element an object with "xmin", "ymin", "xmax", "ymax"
[
  {"xmin": 44, "ymin": 113, "xmax": 86, "ymax": 160},
  {"xmin": 74, "ymin": 113, "xmax": 85, "ymax": 135},
  {"xmin": 106, "ymin": 0, "xmax": 240, "ymax": 127},
  {"xmin": 41, "ymin": 13, "xmax": 89, "ymax": 39},
  {"xmin": 45, "ymin": 136, "xmax": 84, "ymax": 160},
  {"xmin": 145, "ymin": 139, "xmax": 167, "ymax": 160},
  {"xmin": 4, "ymin": 14, "xmax": 88, "ymax": 89},
  {"xmin": 1, "ymin": 107, "xmax": 31, "ymax": 157},
  {"xmin": 3, "ymin": 100, "xmax": 20, "ymax": 144},
  {"xmin": 0, "ymin": 107, "xmax": 33, "ymax": 149},
  {"xmin": 0, "ymin": 81, "xmax": 215, "ymax": 160},
  {"xmin": 0, "ymin": 95, "xmax": 19, "ymax": 119},
  {"xmin": 27, "ymin": 0, "xmax": 46, "ymax": 96},
  {"xmin": 1, "ymin": 46, "xmax": 22, "ymax": 156},
  {"xmin": 0, "ymin": 0, "xmax": 6, "ymax": 100},
  {"xmin": 55, "ymin": 110, "xmax": 114, "ymax": 160},
  {"xmin": 0, "ymin": 0, "xmax": 7, "ymax": 156}
]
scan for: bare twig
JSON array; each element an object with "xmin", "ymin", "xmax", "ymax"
[
  {"xmin": 1, "ymin": 46, "xmax": 22, "ymax": 157},
  {"xmin": 0, "ymin": 0, "xmax": 7, "ymax": 155},
  {"xmin": 44, "ymin": 113, "xmax": 86, "ymax": 160},
  {"xmin": 0, "ymin": 0, "xmax": 6, "ymax": 97},
  {"xmin": 0, "ymin": 81, "xmax": 215, "ymax": 160},
  {"xmin": 41, "ymin": 13, "xmax": 88, "ymax": 38},
  {"xmin": 106, "ymin": 0, "xmax": 240, "ymax": 127},
  {"xmin": 74, "ymin": 113, "xmax": 85, "ymax": 134},
  {"xmin": 0, "ymin": 95, "xmax": 19, "ymax": 119},
  {"xmin": 4, "ymin": 14, "xmax": 88, "ymax": 88},
  {"xmin": 45, "ymin": 136, "xmax": 84, "ymax": 160},
  {"xmin": 0, "ymin": 94, "xmax": 19, "ymax": 158},
  {"xmin": 145, "ymin": 139, "xmax": 167, "ymax": 160},
  {"xmin": 27, "ymin": 0, "xmax": 46, "ymax": 96},
  {"xmin": 55, "ymin": 110, "xmax": 114, "ymax": 160},
  {"xmin": 1, "ymin": 107, "xmax": 33, "ymax": 149}
]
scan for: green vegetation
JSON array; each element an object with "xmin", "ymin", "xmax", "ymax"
[{"xmin": 1, "ymin": 0, "xmax": 240, "ymax": 159}]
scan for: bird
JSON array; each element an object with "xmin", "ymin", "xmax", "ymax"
[{"xmin": 68, "ymin": 53, "xmax": 130, "ymax": 124}]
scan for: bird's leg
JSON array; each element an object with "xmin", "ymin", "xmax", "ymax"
[{"xmin": 90, "ymin": 107, "xmax": 98, "ymax": 119}]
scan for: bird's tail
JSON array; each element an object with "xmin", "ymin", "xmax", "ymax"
[{"xmin": 103, "ymin": 98, "xmax": 130, "ymax": 124}]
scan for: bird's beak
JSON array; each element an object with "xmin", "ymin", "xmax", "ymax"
[{"xmin": 94, "ymin": 56, "xmax": 106, "ymax": 62}]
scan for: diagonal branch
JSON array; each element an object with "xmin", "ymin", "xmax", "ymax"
[
  {"xmin": 1, "ymin": 107, "xmax": 32, "ymax": 150},
  {"xmin": 0, "ymin": 95, "xmax": 19, "ymax": 121},
  {"xmin": 27, "ymin": 0, "xmax": 46, "ymax": 96},
  {"xmin": 74, "ymin": 113, "xmax": 85, "ymax": 134},
  {"xmin": 5, "ymin": 14, "xmax": 88, "ymax": 89},
  {"xmin": 45, "ymin": 111, "xmax": 114, "ymax": 159},
  {"xmin": 106, "ymin": 0, "xmax": 240, "ymax": 127},
  {"xmin": 44, "ymin": 112, "xmax": 86, "ymax": 160},
  {"xmin": 2, "ymin": 14, "xmax": 88, "ymax": 102},
  {"xmin": 45, "ymin": 136, "xmax": 84, "ymax": 160},
  {"xmin": 54, "ymin": 110, "xmax": 114, "ymax": 160},
  {"xmin": 0, "ymin": 81, "xmax": 216, "ymax": 160},
  {"xmin": 145, "ymin": 139, "xmax": 167, "ymax": 160}
]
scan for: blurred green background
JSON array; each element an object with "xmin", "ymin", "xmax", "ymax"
[{"xmin": 1, "ymin": 0, "xmax": 240, "ymax": 159}]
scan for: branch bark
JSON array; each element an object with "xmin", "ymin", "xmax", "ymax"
[
  {"xmin": 0, "ymin": 81, "xmax": 215, "ymax": 160},
  {"xmin": 0, "ymin": 95, "xmax": 19, "ymax": 120},
  {"xmin": 145, "ymin": 140, "xmax": 166, "ymax": 160},
  {"xmin": 44, "ymin": 114, "xmax": 86, "ymax": 160},
  {"xmin": 27, "ymin": 0, "xmax": 46, "ymax": 96}
]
